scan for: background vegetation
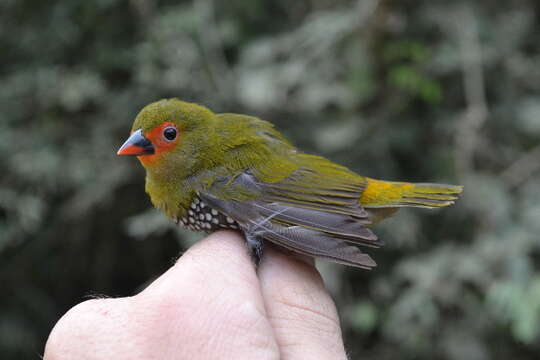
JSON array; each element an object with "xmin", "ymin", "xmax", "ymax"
[{"xmin": 2, "ymin": 0, "xmax": 540, "ymax": 358}]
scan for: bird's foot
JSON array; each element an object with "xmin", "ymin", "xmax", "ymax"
[{"xmin": 245, "ymin": 232, "xmax": 264, "ymax": 267}]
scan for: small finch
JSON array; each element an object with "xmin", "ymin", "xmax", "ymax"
[{"xmin": 118, "ymin": 99, "xmax": 462, "ymax": 269}]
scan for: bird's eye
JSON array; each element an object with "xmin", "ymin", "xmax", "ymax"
[{"xmin": 163, "ymin": 127, "xmax": 177, "ymax": 141}]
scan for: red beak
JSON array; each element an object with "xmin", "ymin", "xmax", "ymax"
[{"xmin": 117, "ymin": 129, "xmax": 155, "ymax": 156}]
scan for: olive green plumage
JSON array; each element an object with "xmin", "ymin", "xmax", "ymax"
[{"xmin": 120, "ymin": 98, "xmax": 463, "ymax": 269}]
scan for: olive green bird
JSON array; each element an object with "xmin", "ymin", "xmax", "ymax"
[{"xmin": 117, "ymin": 98, "xmax": 463, "ymax": 269}]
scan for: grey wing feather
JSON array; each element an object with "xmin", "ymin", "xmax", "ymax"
[
  {"xmin": 199, "ymin": 171, "xmax": 380, "ymax": 268},
  {"xmin": 258, "ymin": 223, "xmax": 376, "ymax": 269},
  {"xmin": 253, "ymin": 202, "xmax": 382, "ymax": 247}
]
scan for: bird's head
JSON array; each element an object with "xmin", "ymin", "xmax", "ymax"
[{"xmin": 117, "ymin": 98, "xmax": 216, "ymax": 175}]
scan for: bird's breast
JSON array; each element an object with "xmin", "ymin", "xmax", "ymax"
[{"xmin": 175, "ymin": 195, "xmax": 240, "ymax": 232}]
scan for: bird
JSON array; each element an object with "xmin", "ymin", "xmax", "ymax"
[{"xmin": 117, "ymin": 98, "xmax": 463, "ymax": 269}]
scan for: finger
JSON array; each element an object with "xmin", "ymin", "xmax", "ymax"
[
  {"xmin": 134, "ymin": 230, "xmax": 279, "ymax": 359},
  {"xmin": 44, "ymin": 297, "xmax": 136, "ymax": 360},
  {"xmin": 258, "ymin": 247, "xmax": 348, "ymax": 360}
]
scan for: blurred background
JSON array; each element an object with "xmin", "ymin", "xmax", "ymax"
[{"xmin": 2, "ymin": 0, "xmax": 540, "ymax": 358}]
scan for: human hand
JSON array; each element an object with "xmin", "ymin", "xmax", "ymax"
[{"xmin": 44, "ymin": 231, "xmax": 348, "ymax": 359}]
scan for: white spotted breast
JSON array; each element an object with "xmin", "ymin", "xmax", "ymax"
[{"xmin": 175, "ymin": 196, "xmax": 240, "ymax": 232}]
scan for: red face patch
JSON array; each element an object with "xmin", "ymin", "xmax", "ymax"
[{"xmin": 138, "ymin": 122, "xmax": 180, "ymax": 165}]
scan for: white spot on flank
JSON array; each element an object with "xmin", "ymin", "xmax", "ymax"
[
  {"xmin": 205, "ymin": 213, "xmax": 212, "ymax": 221},
  {"xmin": 211, "ymin": 209, "xmax": 218, "ymax": 216},
  {"xmin": 226, "ymin": 217, "xmax": 234, "ymax": 223}
]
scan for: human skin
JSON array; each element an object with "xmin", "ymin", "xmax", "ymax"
[{"xmin": 44, "ymin": 231, "xmax": 348, "ymax": 359}]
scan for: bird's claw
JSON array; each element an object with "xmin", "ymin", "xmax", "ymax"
[{"xmin": 245, "ymin": 232, "xmax": 264, "ymax": 267}]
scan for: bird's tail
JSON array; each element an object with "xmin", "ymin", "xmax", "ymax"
[{"xmin": 360, "ymin": 178, "xmax": 463, "ymax": 209}]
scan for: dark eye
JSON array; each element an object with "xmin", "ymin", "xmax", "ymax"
[{"xmin": 163, "ymin": 127, "xmax": 177, "ymax": 141}]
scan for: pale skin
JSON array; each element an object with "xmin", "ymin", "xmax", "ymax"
[{"xmin": 44, "ymin": 231, "xmax": 349, "ymax": 359}]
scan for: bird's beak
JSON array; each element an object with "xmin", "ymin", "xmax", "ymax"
[{"xmin": 117, "ymin": 129, "xmax": 155, "ymax": 156}]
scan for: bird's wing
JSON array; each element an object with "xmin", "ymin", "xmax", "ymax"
[
  {"xmin": 199, "ymin": 189, "xmax": 377, "ymax": 269},
  {"xmin": 198, "ymin": 165, "xmax": 381, "ymax": 269},
  {"xmin": 251, "ymin": 153, "xmax": 370, "ymax": 218},
  {"xmin": 256, "ymin": 223, "xmax": 376, "ymax": 269}
]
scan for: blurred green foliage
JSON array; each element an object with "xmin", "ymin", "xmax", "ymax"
[{"xmin": 2, "ymin": 0, "xmax": 540, "ymax": 358}]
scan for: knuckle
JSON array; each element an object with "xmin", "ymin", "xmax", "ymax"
[
  {"xmin": 269, "ymin": 282, "xmax": 342, "ymax": 335},
  {"xmin": 45, "ymin": 298, "xmax": 114, "ymax": 358}
]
